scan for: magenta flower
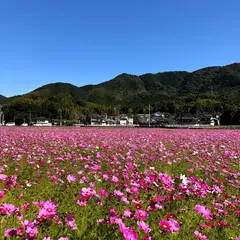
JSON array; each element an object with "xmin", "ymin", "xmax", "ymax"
[
  {"xmin": 103, "ymin": 174, "xmax": 109, "ymax": 180},
  {"xmin": 111, "ymin": 176, "xmax": 119, "ymax": 182},
  {"xmin": 137, "ymin": 221, "xmax": 151, "ymax": 233},
  {"xmin": 2, "ymin": 203, "xmax": 15, "ymax": 215},
  {"xmin": 22, "ymin": 202, "xmax": 30, "ymax": 211},
  {"xmin": 114, "ymin": 190, "xmax": 124, "ymax": 197},
  {"xmin": 42, "ymin": 201, "xmax": 57, "ymax": 213},
  {"xmin": 4, "ymin": 228, "xmax": 17, "ymax": 237},
  {"xmin": 121, "ymin": 196, "xmax": 130, "ymax": 204},
  {"xmin": 0, "ymin": 174, "xmax": 7, "ymax": 181},
  {"xmin": 194, "ymin": 204, "xmax": 213, "ymax": 220},
  {"xmin": 38, "ymin": 208, "xmax": 51, "ymax": 219},
  {"xmin": 122, "ymin": 227, "xmax": 139, "ymax": 240},
  {"xmin": 77, "ymin": 199, "xmax": 87, "ymax": 206},
  {"xmin": 26, "ymin": 226, "xmax": 38, "ymax": 238},
  {"xmin": 66, "ymin": 215, "xmax": 77, "ymax": 230},
  {"xmin": 81, "ymin": 187, "xmax": 94, "ymax": 199},
  {"xmin": 110, "ymin": 216, "xmax": 123, "ymax": 225},
  {"xmin": 194, "ymin": 230, "xmax": 208, "ymax": 240},
  {"xmin": 124, "ymin": 209, "xmax": 133, "ymax": 218},
  {"xmin": 159, "ymin": 219, "xmax": 170, "ymax": 232},
  {"xmin": 67, "ymin": 174, "xmax": 76, "ymax": 183},
  {"xmin": 168, "ymin": 219, "xmax": 180, "ymax": 233},
  {"xmin": 0, "ymin": 191, "xmax": 4, "ymax": 199},
  {"xmin": 136, "ymin": 210, "xmax": 148, "ymax": 220},
  {"xmin": 99, "ymin": 189, "xmax": 107, "ymax": 197}
]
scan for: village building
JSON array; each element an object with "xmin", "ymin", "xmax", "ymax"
[{"xmin": 33, "ymin": 117, "xmax": 52, "ymax": 126}]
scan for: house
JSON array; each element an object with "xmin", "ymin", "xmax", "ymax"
[
  {"xmin": 86, "ymin": 116, "xmax": 103, "ymax": 125},
  {"xmin": 151, "ymin": 112, "xmax": 168, "ymax": 125},
  {"xmin": 176, "ymin": 115, "xmax": 199, "ymax": 124},
  {"xmin": 6, "ymin": 122, "xmax": 15, "ymax": 126},
  {"xmin": 119, "ymin": 117, "xmax": 134, "ymax": 126},
  {"xmin": 200, "ymin": 113, "xmax": 220, "ymax": 125},
  {"xmin": 33, "ymin": 117, "xmax": 52, "ymax": 126}
]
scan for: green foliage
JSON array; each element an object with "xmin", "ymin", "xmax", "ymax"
[{"xmin": 1, "ymin": 63, "xmax": 240, "ymax": 124}]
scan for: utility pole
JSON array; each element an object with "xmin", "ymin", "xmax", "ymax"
[
  {"xmin": 60, "ymin": 108, "xmax": 62, "ymax": 126},
  {"xmin": 149, "ymin": 104, "xmax": 151, "ymax": 127},
  {"xmin": 0, "ymin": 105, "xmax": 2, "ymax": 125},
  {"xmin": 29, "ymin": 113, "xmax": 32, "ymax": 125}
]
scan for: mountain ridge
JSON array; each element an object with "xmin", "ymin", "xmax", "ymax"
[
  {"xmin": 0, "ymin": 94, "xmax": 6, "ymax": 100},
  {"xmin": 1, "ymin": 62, "xmax": 240, "ymax": 125},
  {"xmin": 2, "ymin": 62, "xmax": 240, "ymax": 98}
]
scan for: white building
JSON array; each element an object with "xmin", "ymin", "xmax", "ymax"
[
  {"xmin": 33, "ymin": 118, "xmax": 52, "ymax": 126},
  {"xmin": 119, "ymin": 117, "xmax": 134, "ymax": 126},
  {"xmin": 6, "ymin": 122, "xmax": 15, "ymax": 126}
]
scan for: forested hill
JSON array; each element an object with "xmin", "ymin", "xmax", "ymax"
[
  {"xmin": 1, "ymin": 63, "xmax": 240, "ymax": 124},
  {"xmin": 0, "ymin": 95, "xmax": 6, "ymax": 100}
]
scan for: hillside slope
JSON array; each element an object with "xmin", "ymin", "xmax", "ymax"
[{"xmin": 1, "ymin": 63, "xmax": 240, "ymax": 124}]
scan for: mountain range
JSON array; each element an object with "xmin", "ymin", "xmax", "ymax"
[
  {"xmin": 0, "ymin": 94, "xmax": 6, "ymax": 100},
  {"xmin": 1, "ymin": 63, "xmax": 240, "ymax": 124}
]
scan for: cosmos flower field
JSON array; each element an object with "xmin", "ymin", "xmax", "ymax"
[{"xmin": 0, "ymin": 127, "xmax": 239, "ymax": 240}]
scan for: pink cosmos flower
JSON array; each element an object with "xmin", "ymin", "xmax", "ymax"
[
  {"xmin": 77, "ymin": 199, "xmax": 87, "ymax": 206},
  {"xmin": 16, "ymin": 228, "xmax": 23, "ymax": 236},
  {"xmin": 111, "ymin": 176, "xmax": 119, "ymax": 182},
  {"xmin": 6, "ymin": 175, "xmax": 17, "ymax": 187},
  {"xmin": 2, "ymin": 203, "xmax": 15, "ymax": 215},
  {"xmin": 137, "ymin": 221, "xmax": 151, "ymax": 233},
  {"xmin": 110, "ymin": 216, "xmax": 123, "ymax": 225},
  {"xmin": 121, "ymin": 196, "xmax": 130, "ymax": 204},
  {"xmin": 124, "ymin": 209, "xmax": 133, "ymax": 218},
  {"xmin": 103, "ymin": 174, "xmax": 109, "ymax": 180},
  {"xmin": 66, "ymin": 215, "xmax": 77, "ymax": 230},
  {"xmin": 22, "ymin": 203, "xmax": 30, "ymax": 211},
  {"xmin": 122, "ymin": 227, "xmax": 139, "ymax": 240},
  {"xmin": 38, "ymin": 208, "xmax": 51, "ymax": 219},
  {"xmin": 159, "ymin": 219, "xmax": 170, "ymax": 232},
  {"xmin": 109, "ymin": 208, "xmax": 118, "ymax": 217},
  {"xmin": 114, "ymin": 190, "xmax": 124, "ymax": 197},
  {"xmin": 42, "ymin": 201, "xmax": 57, "ymax": 214},
  {"xmin": 15, "ymin": 207, "xmax": 22, "ymax": 220},
  {"xmin": 0, "ymin": 191, "xmax": 4, "ymax": 199},
  {"xmin": 67, "ymin": 174, "xmax": 76, "ymax": 183},
  {"xmin": 155, "ymin": 196, "xmax": 165, "ymax": 202},
  {"xmin": 80, "ymin": 187, "xmax": 95, "ymax": 199},
  {"xmin": 136, "ymin": 210, "xmax": 148, "ymax": 220},
  {"xmin": 96, "ymin": 219, "xmax": 105, "ymax": 223},
  {"xmin": 26, "ymin": 226, "xmax": 38, "ymax": 238},
  {"xmin": 168, "ymin": 219, "xmax": 180, "ymax": 233},
  {"xmin": 0, "ymin": 174, "xmax": 7, "ymax": 181},
  {"xmin": 194, "ymin": 205, "xmax": 213, "ymax": 221},
  {"xmin": 98, "ymin": 189, "xmax": 107, "ymax": 197},
  {"xmin": 4, "ymin": 228, "xmax": 17, "ymax": 237},
  {"xmin": 194, "ymin": 230, "xmax": 208, "ymax": 240}
]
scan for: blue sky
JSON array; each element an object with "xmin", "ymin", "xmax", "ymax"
[{"xmin": 1, "ymin": 0, "xmax": 240, "ymax": 97}]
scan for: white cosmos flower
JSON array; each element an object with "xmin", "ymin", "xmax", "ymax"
[{"xmin": 180, "ymin": 174, "xmax": 188, "ymax": 185}]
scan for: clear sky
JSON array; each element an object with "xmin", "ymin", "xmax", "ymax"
[{"xmin": 1, "ymin": 0, "xmax": 240, "ymax": 97}]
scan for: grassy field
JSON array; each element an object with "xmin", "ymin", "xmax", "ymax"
[{"xmin": 0, "ymin": 127, "xmax": 239, "ymax": 240}]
